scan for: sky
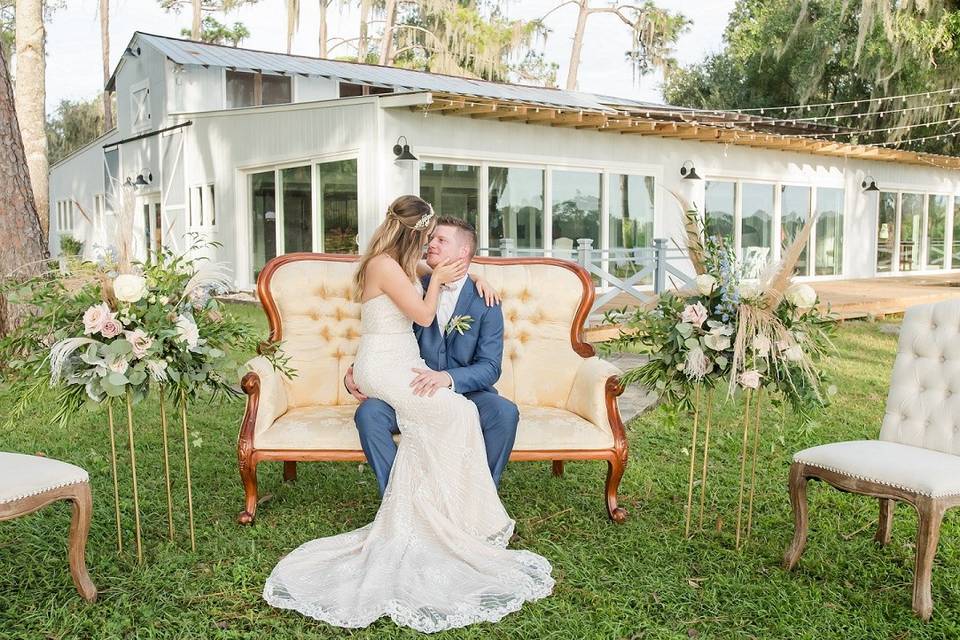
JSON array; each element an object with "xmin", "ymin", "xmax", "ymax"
[{"xmin": 41, "ymin": 0, "xmax": 735, "ymax": 116}]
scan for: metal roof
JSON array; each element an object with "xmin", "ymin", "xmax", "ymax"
[{"xmin": 124, "ymin": 31, "xmax": 619, "ymax": 113}]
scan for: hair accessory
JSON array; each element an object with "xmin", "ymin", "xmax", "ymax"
[{"xmin": 412, "ymin": 206, "xmax": 435, "ymax": 231}]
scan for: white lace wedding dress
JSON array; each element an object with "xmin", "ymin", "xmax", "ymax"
[{"xmin": 263, "ymin": 284, "xmax": 554, "ymax": 633}]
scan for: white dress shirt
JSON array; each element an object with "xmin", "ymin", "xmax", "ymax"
[{"xmin": 437, "ymin": 275, "xmax": 468, "ymax": 336}]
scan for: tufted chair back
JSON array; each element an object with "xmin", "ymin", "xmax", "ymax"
[
  {"xmin": 256, "ymin": 254, "xmax": 595, "ymax": 409},
  {"xmin": 879, "ymin": 299, "xmax": 960, "ymax": 455}
]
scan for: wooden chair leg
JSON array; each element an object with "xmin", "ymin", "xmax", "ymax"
[
  {"xmin": 605, "ymin": 457, "xmax": 627, "ymax": 523},
  {"xmin": 552, "ymin": 460, "xmax": 564, "ymax": 477},
  {"xmin": 68, "ymin": 483, "xmax": 97, "ymax": 602},
  {"xmin": 237, "ymin": 456, "xmax": 259, "ymax": 525},
  {"xmin": 283, "ymin": 461, "xmax": 297, "ymax": 482},
  {"xmin": 912, "ymin": 498, "xmax": 945, "ymax": 621},
  {"xmin": 875, "ymin": 498, "xmax": 894, "ymax": 546},
  {"xmin": 782, "ymin": 462, "xmax": 810, "ymax": 570}
]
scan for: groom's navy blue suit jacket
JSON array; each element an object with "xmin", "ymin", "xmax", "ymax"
[{"xmin": 414, "ymin": 275, "xmax": 504, "ymax": 394}]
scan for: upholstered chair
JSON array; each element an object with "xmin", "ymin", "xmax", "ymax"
[
  {"xmin": 237, "ymin": 254, "xmax": 627, "ymax": 525},
  {"xmin": 783, "ymin": 298, "xmax": 960, "ymax": 620}
]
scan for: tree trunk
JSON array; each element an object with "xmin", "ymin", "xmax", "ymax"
[
  {"xmin": 192, "ymin": 0, "xmax": 201, "ymax": 40},
  {"xmin": 358, "ymin": 0, "xmax": 370, "ymax": 62},
  {"xmin": 286, "ymin": 0, "xmax": 299, "ymax": 54},
  {"xmin": 100, "ymin": 0, "xmax": 113, "ymax": 131},
  {"xmin": 318, "ymin": 0, "xmax": 328, "ymax": 58},
  {"xmin": 378, "ymin": 0, "xmax": 397, "ymax": 66},
  {"xmin": 0, "ymin": 45, "xmax": 48, "ymax": 335},
  {"xmin": 14, "ymin": 0, "xmax": 48, "ymax": 240},
  {"xmin": 565, "ymin": 0, "xmax": 590, "ymax": 91}
]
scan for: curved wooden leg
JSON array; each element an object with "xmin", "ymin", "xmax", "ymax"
[
  {"xmin": 913, "ymin": 498, "xmax": 945, "ymax": 621},
  {"xmin": 875, "ymin": 498, "xmax": 894, "ymax": 546},
  {"xmin": 552, "ymin": 461, "xmax": 564, "ymax": 477},
  {"xmin": 283, "ymin": 461, "xmax": 297, "ymax": 483},
  {"xmin": 68, "ymin": 483, "xmax": 97, "ymax": 602},
  {"xmin": 782, "ymin": 462, "xmax": 809, "ymax": 570},
  {"xmin": 238, "ymin": 455, "xmax": 258, "ymax": 525},
  {"xmin": 605, "ymin": 457, "xmax": 627, "ymax": 523}
]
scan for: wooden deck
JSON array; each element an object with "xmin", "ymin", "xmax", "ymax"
[{"xmin": 585, "ymin": 273, "xmax": 960, "ymax": 341}]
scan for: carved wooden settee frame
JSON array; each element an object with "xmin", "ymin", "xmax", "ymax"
[{"xmin": 237, "ymin": 253, "xmax": 628, "ymax": 524}]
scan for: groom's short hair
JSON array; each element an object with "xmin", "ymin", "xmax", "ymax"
[{"xmin": 436, "ymin": 216, "xmax": 477, "ymax": 256}]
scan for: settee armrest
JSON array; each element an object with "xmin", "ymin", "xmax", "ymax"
[
  {"xmin": 240, "ymin": 356, "xmax": 290, "ymax": 438},
  {"xmin": 565, "ymin": 357, "xmax": 624, "ymax": 435}
]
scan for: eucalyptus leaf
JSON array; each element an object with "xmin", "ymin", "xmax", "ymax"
[{"xmin": 107, "ymin": 372, "xmax": 128, "ymax": 386}]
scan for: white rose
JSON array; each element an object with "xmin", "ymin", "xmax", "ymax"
[
  {"xmin": 738, "ymin": 282, "xmax": 761, "ymax": 300},
  {"xmin": 175, "ymin": 314, "xmax": 200, "ymax": 349},
  {"xmin": 113, "ymin": 274, "xmax": 148, "ymax": 303},
  {"xmin": 739, "ymin": 370, "xmax": 761, "ymax": 389},
  {"xmin": 696, "ymin": 274, "xmax": 717, "ymax": 296},
  {"xmin": 785, "ymin": 283, "xmax": 817, "ymax": 309},
  {"xmin": 703, "ymin": 333, "xmax": 731, "ymax": 351},
  {"xmin": 784, "ymin": 344, "xmax": 805, "ymax": 362},
  {"xmin": 108, "ymin": 357, "xmax": 128, "ymax": 375},
  {"xmin": 752, "ymin": 334, "xmax": 771, "ymax": 356},
  {"xmin": 125, "ymin": 328, "xmax": 154, "ymax": 359}
]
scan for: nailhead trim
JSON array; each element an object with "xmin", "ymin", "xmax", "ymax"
[
  {"xmin": 0, "ymin": 476, "xmax": 89, "ymax": 505},
  {"xmin": 795, "ymin": 458, "xmax": 960, "ymax": 499}
]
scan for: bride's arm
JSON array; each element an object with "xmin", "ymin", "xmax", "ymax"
[
  {"xmin": 415, "ymin": 259, "xmax": 432, "ymax": 277},
  {"xmin": 369, "ymin": 256, "xmax": 464, "ymax": 327}
]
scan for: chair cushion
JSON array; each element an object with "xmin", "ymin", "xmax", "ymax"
[
  {"xmin": 794, "ymin": 440, "xmax": 960, "ymax": 498},
  {"xmin": 255, "ymin": 404, "xmax": 614, "ymax": 452},
  {"xmin": 0, "ymin": 452, "xmax": 89, "ymax": 504}
]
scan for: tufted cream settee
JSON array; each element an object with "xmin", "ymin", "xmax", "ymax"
[
  {"xmin": 237, "ymin": 253, "xmax": 628, "ymax": 524},
  {"xmin": 783, "ymin": 298, "xmax": 960, "ymax": 620}
]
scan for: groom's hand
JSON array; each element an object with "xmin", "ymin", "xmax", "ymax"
[
  {"xmin": 344, "ymin": 365, "xmax": 368, "ymax": 402},
  {"xmin": 410, "ymin": 368, "xmax": 453, "ymax": 397}
]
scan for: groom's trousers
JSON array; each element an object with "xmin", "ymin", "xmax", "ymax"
[{"xmin": 355, "ymin": 390, "xmax": 519, "ymax": 496}]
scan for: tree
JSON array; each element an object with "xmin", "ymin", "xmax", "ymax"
[
  {"xmin": 663, "ymin": 0, "xmax": 960, "ymax": 155},
  {"xmin": 15, "ymin": 0, "xmax": 48, "ymax": 239},
  {"xmin": 179, "ymin": 14, "xmax": 250, "ymax": 45},
  {"xmin": 0, "ymin": 44, "xmax": 48, "ymax": 335},
  {"xmin": 286, "ymin": 0, "xmax": 299, "ymax": 53},
  {"xmin": 318, "ymin": 0, "xmax": 330, "ymax": 57},
  {"xmin": 46, "ymin": 98, "xmax": 103, "ymax": 166},
  {"xmin": 159, "ymin": 0, "xmax": 258, "ymax": 40},
  {"xmin": 0, "ymin": 1, "xmax": 12, "ymax": 71},
  {"xmin": 100, "ymin": 0, "xmax": 112, "ymax": 130}
]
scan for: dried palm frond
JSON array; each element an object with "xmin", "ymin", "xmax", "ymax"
[
  {"xmin": 111, "ymin": 182, "xmax": 137, "ymax": 274},
  {"xmin": 181, "ymin": 262, "xmax": 234, "ymax": 301},
  {"xmin": 760, "ymin": 213, "xmax": 816, "ymax": 308},
  {"xmin": 48, "ymin": 337, "xmax": 98, "ymax": 384},
  {"xmin": 665, "ymin": 188, "xmax": 707, "ymax": 275}
]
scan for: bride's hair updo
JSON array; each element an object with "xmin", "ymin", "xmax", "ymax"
[{"xmin": 353, "ymin": 195, "xmax": 436, "ymax": 300}]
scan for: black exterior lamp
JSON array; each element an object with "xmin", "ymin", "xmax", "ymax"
[
  {"xmin": 134, "ymin": 170, "xmax": 153, "ymax": 188},
  {"xmin": 861, "ymin": 175, "xmax": 880, "ymax": 192},
  {"xmin": 393, "ymin": 136, "xmax": 417, "ymax": 161},
  {"xmin": 680, "ymin": 160, "xmax": 701, "ymax": 180}
]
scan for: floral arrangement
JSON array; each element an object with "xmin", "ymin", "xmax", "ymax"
[{"xmin": 602, "ymin": 199, "xmax": 835, "ymax": 419}]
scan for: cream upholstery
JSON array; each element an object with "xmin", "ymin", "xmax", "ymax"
[
  {"xmin": 248, "ymin": 258, "xmax": 621, "ymax": 453},
  {"xmin": 0, "ymin": 452, "xmax": 89, "ymax": 504},
  {"xmin": 794, "ymin": 299, "xmax": 960, "ymax": 491}
]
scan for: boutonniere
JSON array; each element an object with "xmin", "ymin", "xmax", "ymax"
[{"xmin": 445, "ymin": 315, "xmax": 474, "ymax": 335}]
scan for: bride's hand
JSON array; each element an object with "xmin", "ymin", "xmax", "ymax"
[
  {"xmin": 471, "ymin": 275, "xmax": 500, "ymax": 306},
  {"xmin": 431, "ymin": 258, "xmax": 467, "ymax": 285}
]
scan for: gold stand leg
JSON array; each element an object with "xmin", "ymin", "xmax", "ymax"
[
  {"xmin": 106, "ymin": 402, "xmax": 123, "ymax": 554},
  {"xmin": 698, "ymin": 396, "xmax": 713, "ymax": 531},
  {"xmin": 179, "ymin": 390, "xmax": 196, "ymax": 552},
  {"xmin": 735, "ymin": 389, "xmax": 753, "ymax": 550},
  {"xmin": 684, "ymin": 385, "xmax": 702, "ymax": 538},
  {"xmin": 159, "ymin": 387, "xmax": 175, "ymax": 541},
  {"xmin": 746, "ymin": 389, "xmax": 763, "ymax": 541},
  {"xmin": 125, "ymin": 390, "xmax": 143, "ymax": 563}
]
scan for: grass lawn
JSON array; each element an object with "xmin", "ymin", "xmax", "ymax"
[{"xmin": 3, "ymin": 310, "xmax": 959, "ymax": 639}]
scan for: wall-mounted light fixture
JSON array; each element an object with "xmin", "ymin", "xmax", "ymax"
[
  {"xmin": 131, "ymin": 169, "xmax": 153, "ymax": 189},
  {"xmin": 680, "ymin": 160, "xmax": 701, "ymax": 180},
  {"xmin": 392, "ymin": 136, "xmax": 417, "ymax": 162},
  {"xmin": 861, "ymin": 175, "xmax": 879, "ymax": 192},
  {"xmin": 124, "ymin": 45, "xmax": 141, "ymax": 57}
]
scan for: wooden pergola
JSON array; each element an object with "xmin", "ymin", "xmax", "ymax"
[{"xmin": 413, "ymin": 92, "xmax": 960, "ymax": 170}]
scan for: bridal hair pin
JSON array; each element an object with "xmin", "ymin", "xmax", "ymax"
[{"xmin": 412, "ymin": 205, "xmax": 435, "ymax": 231}]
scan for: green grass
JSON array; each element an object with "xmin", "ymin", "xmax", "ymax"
[{"xmin": 2, "ymin": 313, "xmax": 959, "ymax": 639}]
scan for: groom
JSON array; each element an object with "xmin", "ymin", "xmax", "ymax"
[{"xmin": 344, "ymin": 216, "xmax": 518, "ymax": 496}]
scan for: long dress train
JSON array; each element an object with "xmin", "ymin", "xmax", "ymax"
[{"xmin": 263, "ymin": 285, "xmax": 554, "ymax": 633}]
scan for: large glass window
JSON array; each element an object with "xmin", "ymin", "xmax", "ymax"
[
  {"xmin": 282, "ymin": 166, "xmax": 312, "ymax": 254},
  {"xmin": 877, "ymin": 192, "xmax": 896, "ymax": 273},
  {"xmin": 419, "ymin": 162, "xmax": 480, "ymax": 230},
  {"xmin": 103, "ymin": 148, "xmax": 119, "ymax": 212},
  {"xmin": 704, "ymin": 181, "xmax": 734, "ymax": 246},
  {"xmin": 488, "ymin": 166, "xmax": 544, "ymax": 252},
  {"xmin": 251, "ymin": 171, "xmax": 277, "ymax": 281},
  {"xmin": 781, "ymin": 185, "xmax": 811, "ymax": 276},
  {"xmin": 552, "ymin": 170, "xmax": 601, "ymax": 256},
  {"xmin": 815, "ymin": 187, "xmax": 844, "ymax": 276},
  {"xmin": 740, "ymin": 183, "xmax": 774, "ymax": 277},
  {"xmin": 900, "ymin": 193, "xmax": 923, "ymax": 272},
  {"xmin": 262, "ymin": 73, "xmax": 292, "ymax": 105},
  {"xmin": 317, "ymin": 159, "xmax": 358, "ymax": 253},
  {"xmin": 227, "ymin": 71, "xmax": 256, "ymax": 108},
  {"xmin": 927, "ymin": 195, "xmax": 947, "ymax": 269},
  {"xmin": 610, "ymin": 174, "xmax": 654, "ymax": 280}
]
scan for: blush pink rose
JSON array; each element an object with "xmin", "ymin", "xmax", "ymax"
[
  {"xmin": 82, "ymin": 303, "xmax": 113, "ymax": 335},
  {"xmin": 739, "ymin": 369, "xmax": 761, "ymax": 389},
  {"xmin": 680, "ymin": 301, "xmax": 709, "ymax": 328},
  {"xmin": 100, "ymin": 318, "xmax": 123, "ymax": 338}
]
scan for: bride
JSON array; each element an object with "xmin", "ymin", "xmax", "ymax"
[{"xmin": 263, "ymin": 195, "xmax": 554, "ymax": 633}]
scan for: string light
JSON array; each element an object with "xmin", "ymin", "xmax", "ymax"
[
  {"xmin": 759, "ymin": 99, "xmax": 960, "ymax": 123},
  {"xmin": 791, "ymin": 115, "xmax": 960, "ymax": 139},
  {"xmin": 733, "ymin": 86, "xmax": 958, "ymax": 113}
]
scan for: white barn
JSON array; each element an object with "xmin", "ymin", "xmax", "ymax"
[{"xmin": 50, "ymin": 31, "xmax": 960, "ymax": 292}]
